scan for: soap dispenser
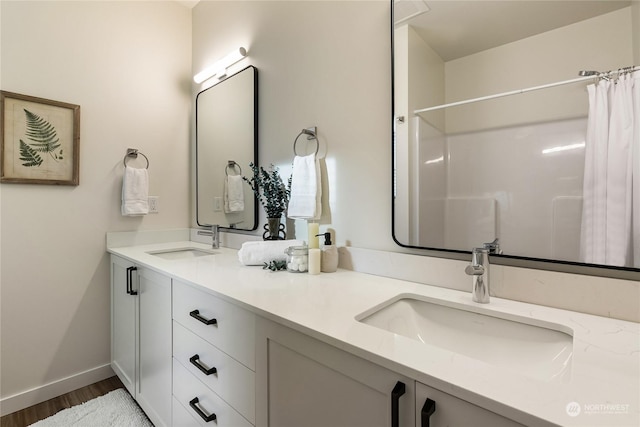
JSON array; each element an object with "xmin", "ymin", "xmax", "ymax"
[{"xmin": 316, "ymin": 232, "xmax": 338, "ymax": 273}]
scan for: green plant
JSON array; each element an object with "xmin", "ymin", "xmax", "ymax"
[
  {"xmin": 19, "ymin": 140, "xmax": 43, "ymax": 167},
  {"xmin": 243, "ymin": 163, "xmax": 291, "ymax": 218},
  {"xmin": 18, "ymin": 109, "xmax": 63, "ymax": 167},
  {"xmin": 263, "ymin": 260, "xmax": 287, "ymax": 271}
]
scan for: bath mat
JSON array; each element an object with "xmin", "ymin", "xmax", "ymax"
[{"xmin": 29, "ymin": 388, "xmax": 153, "ymax": 427}]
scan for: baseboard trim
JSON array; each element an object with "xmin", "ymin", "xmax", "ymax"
[{"xmin": 0, "ymin": 363, "xmax": 115, "ymax": 417}]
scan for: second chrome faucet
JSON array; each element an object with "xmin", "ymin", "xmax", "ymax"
[
  {"xmin": 465, "ymin": 247, "xmax": 490, "ymax": 303},
  {"xmin": 197, "ymin": 225, "xmax": 220, "ymax": 249}
]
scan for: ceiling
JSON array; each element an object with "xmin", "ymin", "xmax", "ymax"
[{"xmin": 395, "ymin": 0, "xmax": 632, "ymax": 61}]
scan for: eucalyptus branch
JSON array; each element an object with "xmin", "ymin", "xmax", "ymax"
[
  {"xmin": 263, "ymin": 260, "xmax": 287, "ymax": 271},
  {"xmin": 243, "ymin": 163, "xmax": 291, "ymax": 218}
]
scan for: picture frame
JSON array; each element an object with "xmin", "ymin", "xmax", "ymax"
[{"xmin": 1, "ymin": 91, "xmax": 80, "ymax": 185}]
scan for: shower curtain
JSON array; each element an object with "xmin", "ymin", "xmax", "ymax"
[{"xmin": 580, "ymin": 71, "xmax": 639, "ymax": 267}]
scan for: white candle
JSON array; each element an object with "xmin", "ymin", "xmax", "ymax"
[
  {"xmin": 308, "ymin": 222, "xmax": 319, "ymax": 249},
  {"xmin": 308, "ymin": 248, "xmax": 321, "ymax": 275}
]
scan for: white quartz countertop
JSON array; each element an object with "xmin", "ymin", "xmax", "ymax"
[{"xmin": 108, "ymin": 241, "xmax": 640, "ymax": 427}]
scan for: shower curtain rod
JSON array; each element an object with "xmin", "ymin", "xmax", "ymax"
[{"xmin": 414, "ymin": 65, "xmax": 639, "ymax": 114}]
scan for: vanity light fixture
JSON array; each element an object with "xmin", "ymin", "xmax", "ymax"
[{"xmin": 193, "ymin": 47, "xmax": 247, "ymax": 84}]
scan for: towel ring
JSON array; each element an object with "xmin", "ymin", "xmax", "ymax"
[
  {"xmin": 225, "ymin": 161, "xmax": 242, "ymax": 176},
  {"xmin": 123, "ymin": 149, "xmax": 149, "ymax": 169},
  {"xmin": 293, "ymin": 128, "xmax": 319, "ymax": 156}
]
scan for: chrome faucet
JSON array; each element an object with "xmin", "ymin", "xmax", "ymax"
[
  {"xmin": 483, "ymin": 238, "xmax": 502, "ymax": 255},
  {"xmin": 197, "ymin": 225, "xmax": 220, "ymax": 249},
  {"xmin": 465, "ymin": 247, "xmax": 490, "ymax": 303}
]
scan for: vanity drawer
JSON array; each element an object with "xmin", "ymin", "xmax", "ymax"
[
  {"xmin": 173, "ymin": 358, "xmax": 253, "ymax": 427},
  {"xmin": 173, "ymin": 321, "xmax": 255, "ymax": 423},
  {"xmin": 173, "ymin": 396, "xmax": 200, "ymax": 426},
  {"xmin": 173, "ymin": 280, "xmax": 255, "ymax": 370}
]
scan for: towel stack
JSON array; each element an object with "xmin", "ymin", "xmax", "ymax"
[
  {"xmin": 238, "ymin": 240, "xmax": 304, "ymax": 265},
  {"xmin": 122, "ymin": 166, "xmax": 149, "ymax": 216},
  {"xmin": 224, "ymin": 175, "xmax": 245, "ymax": 213},
  {"xmin": 287, "ymin": 153, "xmax": 322, "ymax": 219}
]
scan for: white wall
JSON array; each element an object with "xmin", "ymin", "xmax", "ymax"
[
  {"xmin": 445, "ymin": 7, "xmax": 633, "ymax": 134},
  {"xmin": 393, "ymin": 25, "xmax": 410, "ymax": 244},
  {"xmin": 192, "ymin": 1, "xmax": 393, "ymax": 249},
  {"xmin": 0, "ymin": 0, "xmax": 191, "ymax": 411},
  {"xmin": 407, "ymin": 26, "xmax": 445, "ymax": 246},
  {"xmin": 634, "ymin": 1, "xmax": 640, "ymax": 63}
]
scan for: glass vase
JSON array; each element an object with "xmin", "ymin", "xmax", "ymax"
[{"xmin": 263, "ymin": 217, "xmax": 286, "ymax": 240}]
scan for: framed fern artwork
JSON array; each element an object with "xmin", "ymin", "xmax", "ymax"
[{"xmin": 1, "ymin": 91, "xmax": 80, "ymax": 185}]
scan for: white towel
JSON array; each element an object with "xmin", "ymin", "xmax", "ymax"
[
  {"xmin": 224, "ymin": 174, "xmax": 245, "ymax": 213},
  {"xmin": 287, "ymin": 154, "xmax": 321, "ymax": 219},
  {"xmin": 121, "ymin": 166, "xmax": 149, "ymax": 216},
  {"xmin": 238, "ymin": 240, "xmax": 304, "ymax": 265}
]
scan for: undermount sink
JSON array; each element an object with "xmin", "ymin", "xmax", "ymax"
[
  {"xmin": 357, "ymin": 294, "xmax": 573, "ymax": 382},
  {"xmin": 147, "ymin": 248, "xmax": 216, "ymax": 260}
]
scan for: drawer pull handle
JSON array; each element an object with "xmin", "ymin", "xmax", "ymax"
[
  {"xmin": 391, "ymin": 381, "xmax": 406, "ymax": 427},
  {"xmin": 126, "ymin": 266, "xmax": 138, "ymax": 296},
  {"xmin": 190, "ymin": 354, "xmax": 217, "ymax": 376},
  {"xmin": 189, "ymin": 397, "xmax": 217, "ymax": 422},
  {"xmin": 420, "ymin": 398, "xmax": 436, "ymax": 427},
  {"xmin": 190, "ymin": 309, "xmax": 217, "ymax": 326}
]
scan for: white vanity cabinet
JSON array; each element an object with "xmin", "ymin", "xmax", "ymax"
[
  {"xmin": 107, "ymin": 242, "xmax": 639, "ymax": 427},
  {"xmin": 255, "ymin": 318, "xmax": 416, "ymax": 427},
  {"xmin": 171, "ymin": 280, "xmax": 256, "ymax": 427},
  {"xmin": 415, "ymin": 382, "xmax": 524, "ymax": 427},
  {"xmin": 110, "ymin": 255, "xmax": 137, "ymax": 396},
  {"xmin": 255, "ymin": 318, "xmax": 525, "ymax": 427},
  {"xmin": 110, "ymin": 255, "xmax": 172, "ymax": 427}
]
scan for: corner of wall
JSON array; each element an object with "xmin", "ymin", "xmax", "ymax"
[{"xmin": 633, "ymin": 2, "xmax": 640, "ymax": 63}]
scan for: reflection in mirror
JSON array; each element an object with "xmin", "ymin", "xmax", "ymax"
[
  {"xmin": 197, "ymin": 66, "xmax": 258, "ymax": 230},
  {"xmin": 392, "ymin": 1, "xmax": 639, "ymax": 271}
]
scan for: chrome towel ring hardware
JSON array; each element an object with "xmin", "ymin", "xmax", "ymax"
[
  {"xmin": 293, "ymin": 127, "xmax": 319, "ymax": 156},
  {"xmin": 225, "ymin": 160, "xmax": 242, "ymax": 176},
  {"xmin": 123, "ymin": 148, "xmax": 149, "ymax": 169}
]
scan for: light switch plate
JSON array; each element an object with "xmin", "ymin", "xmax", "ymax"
[
  {"xmin": 214, "ymin": 197, "xmax": 223, "ymax": 212},
  {"xmin": 148, "ymin": 196, "xmax": 159, "ymax": 213}
]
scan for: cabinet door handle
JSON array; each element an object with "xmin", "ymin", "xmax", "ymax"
[
  {"xmin": 190, "ymin": 309, "xmax": 217, "ymax": 326},
  {"xmin": 126, "ymin": 267, "xmax": 132, "ymax": 294},
  {"xmin": 189, "ymin": 397, "xmax": 217, "ymax": 422},
  {"xmin": 421, "ymin": 398, "xmax": 436, "ymax": 427},
  {"xmin": 126, "ymin": 266, "xmax": 138, "ymax": 296},
  {"xmin": 391, "ymin": 381, "xmax": 406, "ymax": 427},
  {"xmin": 190, "ymin": 354, "xmax": 217, "ymax": 376}
]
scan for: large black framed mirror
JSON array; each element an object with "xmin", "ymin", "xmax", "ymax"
[
  {"xmin": 391, "ymin": 0, "xmax": 639, "ymax": 279},
  {"xmin": 196, "ymin": 65, "xmax": 258, "ymax": 230}
]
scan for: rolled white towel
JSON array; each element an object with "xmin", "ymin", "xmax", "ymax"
[{"xmin": 238, "ymin": 240, "xmax": 304, "ymax": 266}]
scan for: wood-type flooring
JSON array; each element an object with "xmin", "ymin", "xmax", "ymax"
[{"xmin": 0, "ymin": 376, "xmax": 126, "ymax": 427}]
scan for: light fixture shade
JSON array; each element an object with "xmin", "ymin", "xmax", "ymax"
[{"xmin": 194, "ymin": 47, "xmax": 247, "ymax": 84}]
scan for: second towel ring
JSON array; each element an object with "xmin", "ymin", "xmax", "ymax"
[
  {"xmin": 293, "ymin": 127, "xmax": 319, "ymax": 156},
  {"xmin": 123, "ymin": 148, "xmax": 149, "ymax": 169},
  {"xmin": 225, "ymin": 161, "xmax": 242, "ymax": 176}
]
